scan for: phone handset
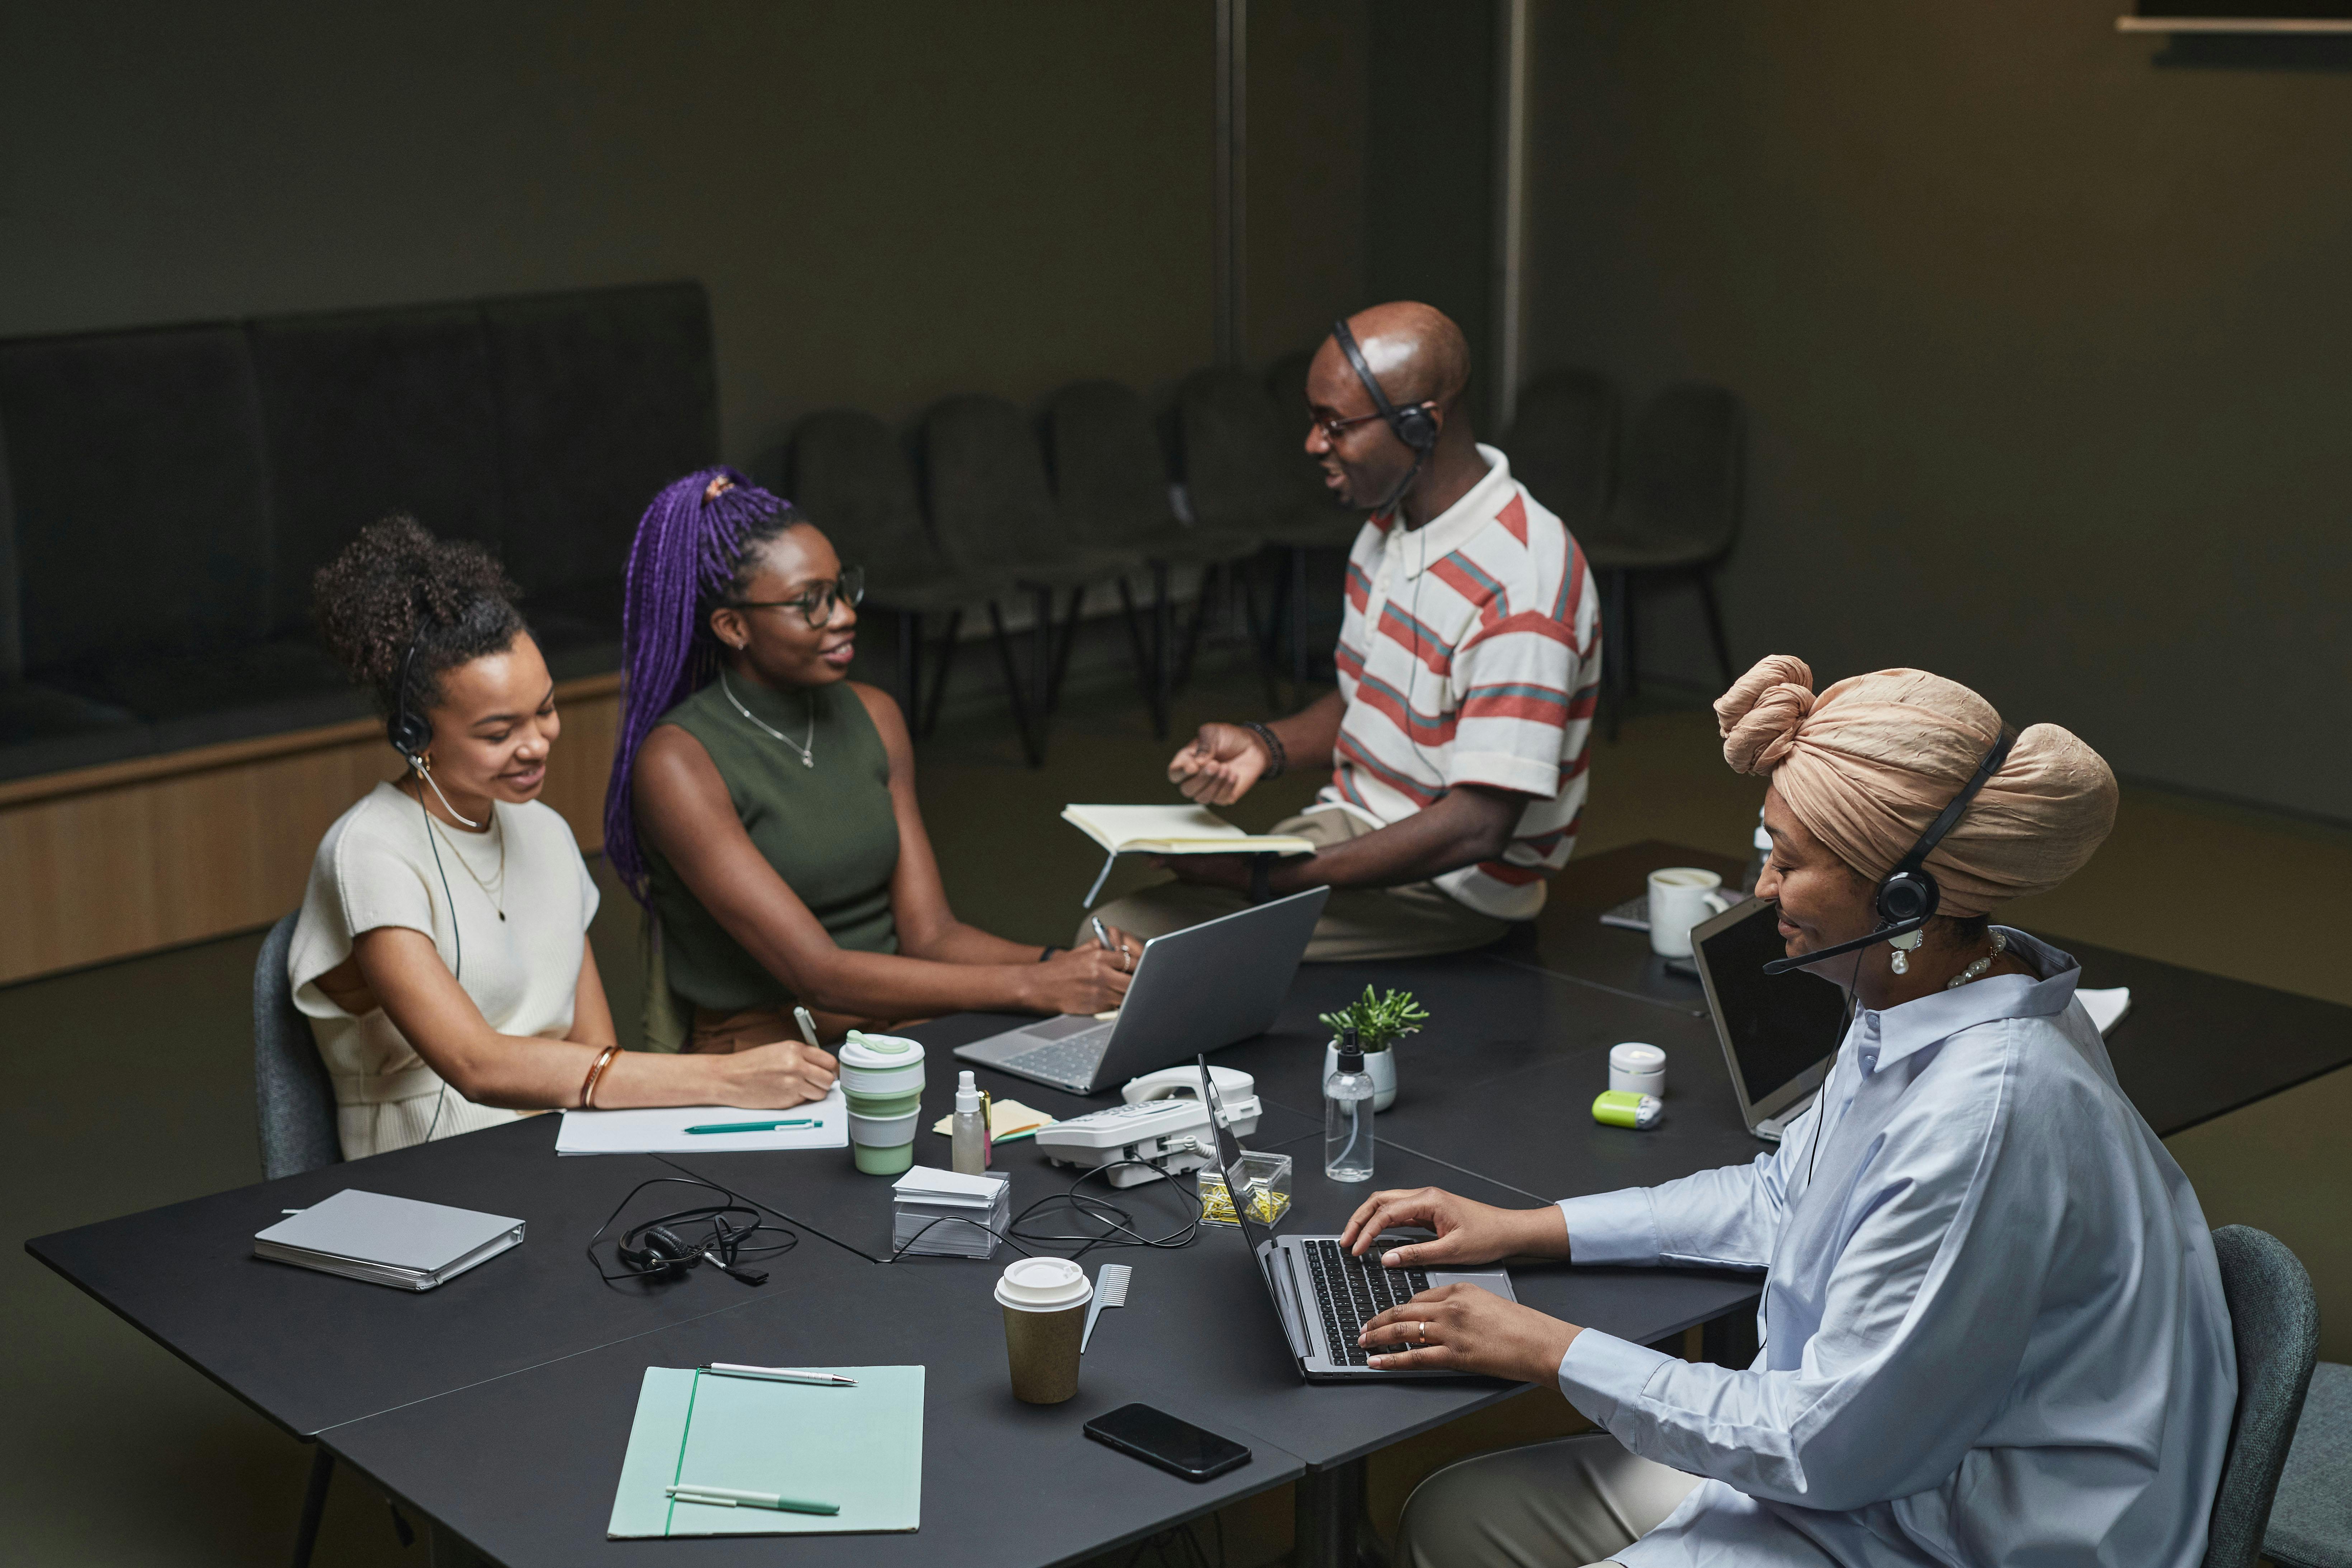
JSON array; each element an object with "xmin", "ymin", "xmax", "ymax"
[{"xmin": 1122, "ymin": 1064, "xmax": 1255, "ymax": 1105}]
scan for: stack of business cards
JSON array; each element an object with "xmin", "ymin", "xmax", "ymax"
[
  {"xmin": 254, "ymin": 1189, "xmax": 524, "ymax": 1291},
  {"xmin": 890, "ymin": 1167, "xmax": 1009, "ymax": 1259}
]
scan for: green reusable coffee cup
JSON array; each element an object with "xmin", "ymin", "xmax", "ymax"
[{"xmin": 838, "ymin": 1032, "xmax": 927, "ymax": 1174}]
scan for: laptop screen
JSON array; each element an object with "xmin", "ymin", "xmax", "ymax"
[
  {"xmin": 1693, "ymin": 899, "xmax": 1849, "ymax": 1109},
  {"xmin": 1196, "ymin": 1058, "xmax": 1281, "ymax": 1259}
]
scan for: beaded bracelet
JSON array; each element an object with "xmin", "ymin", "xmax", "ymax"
[{"xmin": 1242, "ymin": 721, "xmax": 1287, "ymax": 779}]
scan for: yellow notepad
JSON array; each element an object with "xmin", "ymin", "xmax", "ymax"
[{"xmin": 929, "ymin": 1098, "xmax": 1055, "ymax": 1143}]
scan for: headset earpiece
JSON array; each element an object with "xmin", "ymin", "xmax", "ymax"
[
  {"xmin": 1876, "ymin": 867, "xmax": 1941, "ymax": 928},
  {"xmin": 616, "ymin": 1224, "xmax": 696, "ymax": 1281},
  {"xmin": 390, "ymin": 633, "xmax": 431, "ymax": 762}
]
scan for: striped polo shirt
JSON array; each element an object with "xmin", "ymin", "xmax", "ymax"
[{"xmin": 1319, "ymin": 444, "xmax": 1600, "ymax": 921}]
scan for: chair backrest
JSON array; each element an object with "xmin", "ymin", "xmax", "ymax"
[
  {"xmin": 1040, "ymin": 380, "xmax": 1174, "ymax": 547},
  {"xmin": 2205, "ymin": 1225, "xmax": 2320, "ymax": 1568},
  {"xmin": 1609, "ymin": 382, "xmax": 1744, "ymax": 557},
  {"xmin": 921, "ymin": 394, "xmax": 1067, "ymax": 566},
  {"xmin": 1504, "ymin": 368, "xmax": 1619, "ymax": 538},
  {"xmin": 254, "ymin": 912, "xmax": 341, "ymax": 1182},
  {"xmin": 1263, "ymin": 348, "xmax": 1331, "ymax": 499},
  {"xmin": 1175, "ymin": 366, "xmax": 1319, "ymax": 531},
  {"xmin": 789, "ymin": 408, "xmax": 943, "ymax": 578}
]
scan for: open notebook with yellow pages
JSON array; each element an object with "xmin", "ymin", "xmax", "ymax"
[{"xmin": 1062, "ymin": 804, "xmax": 1316, "ymax": 905}]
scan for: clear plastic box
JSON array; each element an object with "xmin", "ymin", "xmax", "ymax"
[{"xmin": 1197, "ymin": 1151, "xmax": 1293, "ymax": 1228}]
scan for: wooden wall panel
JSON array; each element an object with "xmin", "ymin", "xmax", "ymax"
[{"xmin": 0, "ymin": 676, "xmax": 621, "ymax": 986}]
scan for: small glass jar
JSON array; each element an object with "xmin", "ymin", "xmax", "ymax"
[{"xmin": 1198, "ymin": 1151, "xmax": 1293, "ymax": 1228}]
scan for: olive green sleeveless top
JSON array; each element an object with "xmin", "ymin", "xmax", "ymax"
[{"xmin": 643, "ymin": 676, "xmax": 901, "ymax": 1012}]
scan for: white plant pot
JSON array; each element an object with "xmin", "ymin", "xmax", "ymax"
[{"xmin": 1325, "ymin": 1041, "xmax": 1399, "ymax": 1112}]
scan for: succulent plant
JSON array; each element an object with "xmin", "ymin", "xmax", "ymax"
[{"xmin": 1317, "ymin": 985, "xmax": 1429, "ymax": 1053}]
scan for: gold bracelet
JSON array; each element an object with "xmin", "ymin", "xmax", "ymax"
[{"xmin": 580, "ymin": 1043, "xmax": 623, "ymax": 1109}]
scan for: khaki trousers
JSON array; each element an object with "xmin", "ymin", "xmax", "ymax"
[
  {"xmin": 1394, "ymin": 1433, "xmax": 1700, "ymax": 1568},
  {"xmin": 1081, "ymin": 807, "xmax": 1514, "ymax": 963}
]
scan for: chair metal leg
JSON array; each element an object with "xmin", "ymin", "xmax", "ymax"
[
  {"xmin": 1151, "ymin": 563, "xmax": 1173, "ymax": 739},
  {"xmin": 917, "ymin": 608, "xmax": 962, "ymax": 738},
  {"xmin": 1114, "ymin": 575, "xmax": 1168, "ymax": 738},
  {"xmin": 291, "ymin": 1445, "xmax": 333, "ymax": 1568},
  {"xmin": 1603, "ymin": 568, "xmax": 1629, "ymax": 741},
  {"xmin": 1247, "ymin": 555, "xmax": 1281, "ymax": 710},
  {"xmin": 1174, "ymin": 562, "xmax": 1219, "ymax": 693},
  {"xmin": 1289, "ymin": 545, "xmax": 1312, "ymax": 693},
  {"xmin": 1046, "ymin": 587, "xmax": 1086, "ymax": 713},
  {"xmin": 986, "ymin": 600, "xmax": 1043, "ymax": 767},
  {"xmin": 1696, "ymin": 568, "xmax": 1733, "ymax": 689}
]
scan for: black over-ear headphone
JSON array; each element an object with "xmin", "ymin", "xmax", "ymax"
[
  {"xmin": 1331, "ymin": 317, "xmax": 1439, "ymax": 454},
  {"xmin": 389, "ymin": 633, "xmax": 432, "ymax": 761},
  {"xmin": 614, "ymin": 1209, "xmax": 769, "ymax": 1287},
  {"xmin": 1762, "ymin": 727, "xmax": 2017, "ymax": 976}
]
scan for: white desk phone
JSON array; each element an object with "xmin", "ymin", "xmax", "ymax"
[{"xmin": 1031, "ymin": 1066, "xmax": 1262, "ymax": 1188}]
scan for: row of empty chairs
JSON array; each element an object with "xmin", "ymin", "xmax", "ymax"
[{"xmin": 785, "ymin": 363, "xmax": 1358, "ymax": 763}]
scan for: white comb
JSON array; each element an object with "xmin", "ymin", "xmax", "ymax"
[{"xmin": 1081, "ymin": 1264, "xmax": 1132, "ymax": 1353}]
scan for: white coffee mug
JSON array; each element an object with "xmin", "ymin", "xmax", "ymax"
[{"xmin": 1648, "ymin": 867, "xmax": 1734, "ymax": 958}]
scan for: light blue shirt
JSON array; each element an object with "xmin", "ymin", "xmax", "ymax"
[{"xmin": 1555, "ymin": 931, "xmax": 2236, "ymax": 1567}]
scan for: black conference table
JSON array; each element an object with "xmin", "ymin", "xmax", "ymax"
[{"xmin": 28, "ymin": 843, "xmax": 2352, "ymax": 1567}]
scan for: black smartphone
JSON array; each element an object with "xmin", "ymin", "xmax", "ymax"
[{"xmin": 1083, "ymin": 1402, "xmax": 1252, "ymax": 1482}]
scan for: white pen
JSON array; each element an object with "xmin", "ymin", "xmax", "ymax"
[
  {"xmin": 703, "ymin": 1362, "xmax": 858, "ymax": 1387},
  {"xmin": 793, "ymin": 1006, "xmax": 821, "ymax": 1049},
  {"xmin": 668, "ymin": 1483, "xmax": 839, "ymax": 1515}
]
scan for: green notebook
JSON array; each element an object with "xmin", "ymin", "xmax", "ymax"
[{"xmin": 607, "ymin": 1366, "xmax": 924, "ymax": 1538}]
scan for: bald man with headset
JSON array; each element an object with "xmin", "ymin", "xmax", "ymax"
[{"xmin": 1087, "ymin": 302, "xmax": 1600, "ymax": 962}]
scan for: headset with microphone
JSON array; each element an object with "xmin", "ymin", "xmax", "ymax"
[
  {"xmin": 1331, "ymin": 317, "xmax": 1439, "ymax": 519},
  {"xmin": 1760, "ymin": 728, "xmax": 2017, "ymax": 976}
]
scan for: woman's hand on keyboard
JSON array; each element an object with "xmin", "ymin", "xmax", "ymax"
[
  {"xmin": 1023, "ymin": 930, "xmax": 1136, "ymax": 1016},
  {"xmin": 1357, "ymin": 1282, "xmax": 1583, "ymax": 1383},
  {"xmin": 1339, "ymin": 1187, "xmax": 1571, "ymax": 1268}
]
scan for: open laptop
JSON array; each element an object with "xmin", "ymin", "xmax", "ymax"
[
  {"xmin": 954, "ymin": 888, "xmax": 1329, "ymax": 1094},
  {"xmin": 1687, "ymin": 896, "xmax": 1851, "ymax": 1141},
  {"xmin": 1196, "ymin": 1057, "xmax": 1516, "ymax": 1383}
]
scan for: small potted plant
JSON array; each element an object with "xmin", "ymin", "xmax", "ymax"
[{"xmin": 1317, "ymin": 985, "xmax": 1428, "ymax": 1112}]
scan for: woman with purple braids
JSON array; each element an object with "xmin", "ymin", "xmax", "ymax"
[{"xmin": 609, "ymin": 471, "xmax": 1134, "ymax": 1054}]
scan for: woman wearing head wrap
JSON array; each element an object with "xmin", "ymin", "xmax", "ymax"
[
  {"xmin": 609, "ymin": 470, "xmax": 1134, "ymax": 1053},
  {"xmin": 1324, "ymin": 657, "xmax": 2235, "ymax": 1568}
]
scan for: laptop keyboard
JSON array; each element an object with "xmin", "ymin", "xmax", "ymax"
[
  {"xmin": 997, "ymin": 1025, "xmax": 1114, "ymax": 1087},
  {"xmin": 1304, "ymin": 1240, "xmax": 1432, "ymax": 1367}
]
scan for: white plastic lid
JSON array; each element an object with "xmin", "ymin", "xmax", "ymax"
[
  {"xmin": 839, "ymin": 1032, "xmax": 924, "ymax": 1071},
  {"xmin": 956, "ymin": 1070, "xmax": 980, "ymax": 1113},
  {"xmin": 1610, "ymin": 1042, "xmax": 1666, "ymax": 1072},
  {"xmin": 994, "ymin": 1256, "xmax": 1092, "ymax": 1312}
]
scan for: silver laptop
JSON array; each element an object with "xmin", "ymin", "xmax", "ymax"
[
  {"xmin": 953, "ymin": 888, "xmax": 1329, "ymax": 1094},
  {"xmin": 1196, "ymin": 1058, "xmax": 1514, "ymax": 1382},
  {"xmin": 1687, "ymin": 896, "xmax": 1851, "ymax": 1140}
]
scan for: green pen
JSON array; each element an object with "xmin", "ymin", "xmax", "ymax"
[{"xmin": 684, "ymin": 1119, "xmax": 819, "ymax": 1134}]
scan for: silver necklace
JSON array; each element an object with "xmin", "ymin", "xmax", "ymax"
[
  {"xmin": 1946, "ymin": 928, "xmax": 2007, "ymax": 990},
  {"xmin": 427, "ymin": 809, "xmax": 506, "ymax": 920},
  {"xmin": 720, "ymin": 670, "xmax": 815, "ymax": 767}
]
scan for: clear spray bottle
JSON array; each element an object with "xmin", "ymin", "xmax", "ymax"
[
  {"xmin": 952, "ymin": 1070, "xmax": 988, "ymax": 1175},
  {"xmin": 1324, "ymin": 1029, "xmax": 1376, "ymax": 1183}
]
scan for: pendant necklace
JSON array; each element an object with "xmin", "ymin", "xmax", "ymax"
[
  {"xmin": 428, "ymin": 809, "xmax": 507, "ymax": 920},
  {"xmin": 721, "ymin": 670, "xmax": 816, "ymax": 767}
]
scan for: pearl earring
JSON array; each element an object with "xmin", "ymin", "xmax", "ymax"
[{"xmin": 1889, "ymin": 929, "xmax": 1923, "ymax": 976}]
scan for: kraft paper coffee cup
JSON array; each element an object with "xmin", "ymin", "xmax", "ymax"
[{"xmin": 995, "ymin": 1257, "xmax": 1092, "ymax": 1404}]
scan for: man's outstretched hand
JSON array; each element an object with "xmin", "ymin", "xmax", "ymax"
[{"xmin": 1167, "ymin": 722, "xmax": 1271, "ymax": 807}]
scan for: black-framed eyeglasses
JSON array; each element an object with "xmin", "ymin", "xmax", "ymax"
[
  {"xmin": 1312, "ymin": 409, "xmax": 1391, "ymax": 444},
  {"xmin": 726, "ymin": 564, "xmax": 866, "ymax": 628}
]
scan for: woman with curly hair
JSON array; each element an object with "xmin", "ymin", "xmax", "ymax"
[
  {"xmin": 292, "ymin": 515, "xmax": 838, "ymax": 1158},
  {"xmin": 607, "ymin": 470, "xmax": 1133, "ymax": 1052}
]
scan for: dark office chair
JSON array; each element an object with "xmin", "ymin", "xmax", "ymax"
[
  {"xmin": 788, "ymin": 408, "xmax": 1017, "ymax": 739},
  {"xmin": 922, "ymin": 394, "xmax": 1145, "ymax": 763},
  {"xmin": 251, "ymin": 910, "xmax": 343, "ymax": 1568},
  {"xmin": 2204, "ymin": 1225, "xmax": 2320, "ymax": 1568},
  {"xmin": 1504, "ymin": 368, "xmax": 1619, "ymax": 542},
  {"xmin": 1178, "ymin": 366, "xmax": 1355, "ymax": 696},
  {"xmin": 2266, "ymin": 1360, "xmax": 2351, "ymax": 1568},
  {"xmin": 1585, "ymin": 382, "xmax": 1743, "ymax": 739},
  {"xmin": 1041, "ymin": 380, "xmax": 1261, "ymax": 735}
]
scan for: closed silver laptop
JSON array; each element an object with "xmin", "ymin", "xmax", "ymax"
[{"xmin": 953, "ymin": 887, "xmax": 1329, "ymax": 1094}]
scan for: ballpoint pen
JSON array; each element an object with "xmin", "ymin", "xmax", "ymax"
[
  {"xmin": 1090, "ymin": 915, "xmax": 1113, "ymax": 950},
  {"xmin": 667, "ymin": 1483, "xmax": 839, "ymax": 1515},
  {"xmin": 684, "ymin": 1119, "xmax": 818, "ymax": 1134},
  {"xmin": 794, "ymin": 1006, "xmax": 821, "ymax": 1049},
  {"xmin": 702, "ymin": 1363, "xmax": 859, "ymax": 1386}
]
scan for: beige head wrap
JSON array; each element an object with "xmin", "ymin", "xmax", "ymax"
[{"xmin": 1715, "ymin": 655, "xmax": 2117, "ymax": 917}]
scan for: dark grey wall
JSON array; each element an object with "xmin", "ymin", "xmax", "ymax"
[
  {"xmin": 1523, "ymin": 0, "xmax": 2352, "ymax": 820},
  {"xmin": 0, "ymin": 2, "xmax": 1227, "ymax": 463}
]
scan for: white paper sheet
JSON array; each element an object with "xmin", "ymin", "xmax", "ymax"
[
  {"xmin": 2077, "ymin": 987, "xmax": 2131, "ymax": 1037},
  {"xmin": 557, "ymin": 1087, "xmax": 849, "ymax": 1154}
]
